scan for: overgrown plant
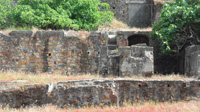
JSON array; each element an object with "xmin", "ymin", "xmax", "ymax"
[
  {"xmin": 0, "ymin": 0, "xmax": 114, "ymax": 31},
  {"xmin": 151, "ymin": 0, "xmax": 200, "ymax": 53}
]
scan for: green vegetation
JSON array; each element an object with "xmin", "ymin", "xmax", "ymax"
[
  {"xmin": 151, "ymin": 0, "xmax": 200, "ymax": 53},
  {"xmin": 0, "ymin": 0, "xmax": 114, "ymax": 31},
  {"xmin": 0, "ymin": 0, "xmax": 13, "ymax": 29}
]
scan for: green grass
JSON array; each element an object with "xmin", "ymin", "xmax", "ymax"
[
  {"xmin": 4, "ymin": 26, "xmax": 36, "ymax": 31},
  {"xmin": 1, "ymin": 26, "xmax": 39, "ymax": 35}
]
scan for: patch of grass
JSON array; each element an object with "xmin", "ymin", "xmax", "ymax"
[
  {"xmin": 0, "ymin": 71, "xmax": 195, "ymax": 85},
  {"xmin": 98, "ymin": 18, "xmax": 152, "ymax": 32},
  {"xmin": 0, "ymin": 100, "xmax": 200, "ymax": 112},
  {"xmin": 1, "ymin": 18, "xmax": 152, "ymax": 34},
  {"xmin": 0, "ymin": 71, "xmax": 102, "ymax": 84}
]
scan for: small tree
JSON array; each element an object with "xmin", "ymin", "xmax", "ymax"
[
  {"xmin": 151, "ymin": 0, "xmax": 200, "ymax": 53},
  {"xmin": 0, "ymin": 0, "xmax": 114, "ymax": 30}
]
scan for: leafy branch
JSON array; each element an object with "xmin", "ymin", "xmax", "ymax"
[{"xmin": 151, "ymin": 0, "xmax": 200, "ymax": 53}]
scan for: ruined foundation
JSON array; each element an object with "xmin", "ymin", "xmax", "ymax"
[{"xmin": 0, "ymin": 79, "xmax": 200, "ymax": 108}]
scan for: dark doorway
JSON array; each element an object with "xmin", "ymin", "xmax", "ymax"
[{"xmin": 128, "ymin": 34, "xmax": 149, "ymax": 46}]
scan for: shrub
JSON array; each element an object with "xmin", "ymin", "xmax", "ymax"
[
  {"xmin": 0, "ymin": 0, "xmax": 14, "ymax": 29},
  {"xmin": 0, "ymin": 0, "xmax": 114, "ymax": 31}
]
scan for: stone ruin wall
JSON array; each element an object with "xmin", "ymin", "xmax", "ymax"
[
  {"xmin": 2, "ymin": 30, "xmax": 200, "ymax": 76},
  {"xmin": 0, "ymin": 31, "xmax": 89, "ymax": 74},
  {"xmin": 88, "ymin": 31, "xmax": 154, "ymax": 76},
  {"xmin": 100, "ymin": 0, "xmax": 170, "ymax": 27},
  {"xmin": 0, "ymin": 79, "xmax": 200, "ymax": 108},
  {"xmin": 100, "ymin": 0, "xmax": 128, "ymax": 24},
  {"xmin": 0, "ymin": 31, "xmax": 153, "ymax": 76}
]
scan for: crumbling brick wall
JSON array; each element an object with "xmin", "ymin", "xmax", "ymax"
[
  {"xmin": 0, "ymin": 31, "xmax": 89, "ymax": 74},
  {"xmin": 0, "ymin": 79, "xmax": 200, "ymax": 108},
  {"xmin": 0, "ymin": 30, "xmax": 153, "ymax": 76}
]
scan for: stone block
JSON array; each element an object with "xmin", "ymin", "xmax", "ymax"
[{"xmin": 185, "ymin": 45, "xmax": 200, "ymax": 76}]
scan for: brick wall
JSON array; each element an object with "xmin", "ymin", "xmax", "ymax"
[
  {"xmin": 0, "ymin": 30, "xmax": 153, "ymax": 76},
  {"xmin": 0, "ymin": 31, "xmax": 89, "ymax": 74},
  {"xmin": 0, "ymin": 79, "xmax": 200, "ymax": 108}
]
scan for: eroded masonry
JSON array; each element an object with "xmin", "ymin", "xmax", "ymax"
[
  {"xmin": 0, "ymin": 79, "xmax": 200, "ymax": 108},
  {"xmin": 0, "ymin": 31, "xmax": 153, "ymax": 76}
]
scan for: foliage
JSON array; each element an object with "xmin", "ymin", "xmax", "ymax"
[
  {"xmin": 0, "ymin": 0, "xmax": 114, "ymax": 30},
  {"xmin": 151, "ymin": 0, "xmax": 200, "ymax": 53},
  {"xmin": 0, "ymin": 0, "xmax": 14, "ymax": 29}
]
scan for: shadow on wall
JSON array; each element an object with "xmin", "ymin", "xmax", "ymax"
[
  {"xmin": 154, "ymin": 54, "xmax": 181, "ymax": 74},
  {"xmin": 128, "ymin": 34, "xmax": 149, "ymax": 46}
]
